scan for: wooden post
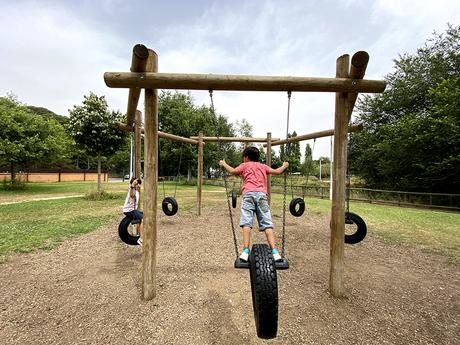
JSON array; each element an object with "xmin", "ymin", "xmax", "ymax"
[
  {"xmin": 266, "ymin": 132, "xmax": 272, "ymax": 204},
  {"xmin": 126, "ymin": 44, "xmax": 149, "ymax": 126},
  {"xmin": 197, "ymin": 132, "xmax": 203, "ymax": 216},
  {"xmin": 134, "ymin": 110, "xmax": 142, "ymax": 179},
  {"xmin": 347, "ymin": 51, "xmax": 369, "ymax": 120},
  {"xmin": 142, "ymin": 49, "xmax": 158, "ymax": 300},
  {"xmin": 330, "ymin": 54, "xmax": 350, "ymax": 298}
]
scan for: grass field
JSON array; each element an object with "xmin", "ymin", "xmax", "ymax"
[{"xmin": 0, "ymin": 181, "xmax": 458, "ymax": 263}]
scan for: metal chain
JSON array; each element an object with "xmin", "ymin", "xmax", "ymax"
[
  {"xmin": 346, "ymin": 128, "xmax": 352, "ymax": 213},
  {"xmin": 281, "ymin": 91, "xmax": 292, "ymax": 259},
  {"xmin": 173, "ymin": 146, "xmax": 183, "ymax": 198},
  {"xmin": 282, "ymin": 172, "xmax": 287, "ymax": 258},
  {"xmin": 209, "ymin": 90, "xmax": 239, "ymax": 258}
]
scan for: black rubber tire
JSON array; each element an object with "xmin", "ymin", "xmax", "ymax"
[
  {"xmin": 118, "ymin": 216, "xmax": 140, "ymax": 245},
  {"xmin": 162, "ymin": 197, "xmax": 178, "ymax": 216},
  {"xmin": 249, "ymin": 244, "xmax": 278, "ymax": 339},
  {"xmin": 231, "ymin": 192, "xmax": 237, "ymax": 208},
  {"xmin": 289, "ymin": 197, "xmax": 305, "ymax": 217},
  {"xmin": 344, "ymin": 212, "xmax": 367, "ymax": 244}
]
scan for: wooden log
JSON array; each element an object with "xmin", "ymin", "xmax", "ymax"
[
  {"xmin": 104, "ymin": 71, "xmax": 386, "ymax": 93},
  {"xmin": 197, "ymin": 132, "xmax": 203, "ymax": 216},
  {"xmin": 142, "ymin": 49, "xmax": 158, "ymax": 301},
  {"xmin": 134, "ymin": 110, "xmax": 142, "ymax": 179},
  {"xmin": 116, "ymin": 122, "xmax": 198, "ymax": 145},
  {"xmin": 265, "ymin": 124, "xmax": 362, "ymax": 147},
  {"xmin": 346, "ymin": 51, "xmax": 370, "ymax": 120},
  {"xmin": 189, "ymin": 136, "xmax": 280, "ymax": 142},
  {"xmin": 266, "ymin": 132, "xmax": 272, "ymax": 204},
  {"xmin": 126, "ymin": 44, "xmax": 149, "ymax": 126},
  {"xmin": 330, "ymin": 54, "xmax": 350, "ymax": 298},
  {"xmin": 159, "ymin": 131, "xmax": 199, "ymax": 145}
]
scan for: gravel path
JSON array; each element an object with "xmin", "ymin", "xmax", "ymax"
[{"xmin": 0, "ymin": 205, "xmax": 458, "ymax": 345}]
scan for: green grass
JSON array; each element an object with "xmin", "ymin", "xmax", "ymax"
[
  {"xmin": 0, "ymin": 181, "xmax": 458, "ymax": 264},
  {"xmin": 0, "ymin": 195, "xmax": 125, "ymax": 263},
  {"xmin": 268, "ymin": 195, "xmax": 460, "ymax": 262},
  {"xmin": 0, "ymin": 181, "xmax": 224, "ymax": 262}
]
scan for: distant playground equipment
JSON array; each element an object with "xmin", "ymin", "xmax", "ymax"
[{"xmin": 104, "ymin": 44, "xmax": 386, "ymax": 338}]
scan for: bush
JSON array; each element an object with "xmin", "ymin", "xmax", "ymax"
[
  {"xmin": 2, "ymin": 178, "xmax": 26, "ymax": 190},
  {"xmin": 84, "ymin": 190, "xmax": 119, "ymax": 201}
]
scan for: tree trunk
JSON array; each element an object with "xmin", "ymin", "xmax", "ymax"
[{"xmin": 97, "ymin": 153, "xmax": 101, "ymax": 193}]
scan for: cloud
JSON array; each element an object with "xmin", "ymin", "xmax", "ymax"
[
  {"xmin": 1, "ymin": 0, "xmax": 459, "ymax": 160},
  {"xmin": 0, "ymin": 1, "xmax": 127, "ymax": 115}
]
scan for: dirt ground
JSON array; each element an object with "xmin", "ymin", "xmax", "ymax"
[{"xmin": 0, "ymin": 204, "xmax": 458, "ymax": 345}]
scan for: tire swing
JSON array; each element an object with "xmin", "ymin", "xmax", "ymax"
[
  {"xmin": 209, "ymin": 90, "xmax": 288, "ymax": 339},
  {"xmin": 231, "ymin": 191, "xmax": 237, "ymax": 208},
  {"xmin": 344, "ymin": 130, "xmax": 367, "ymax": 244},
  {"xmin": 289, "ymin": 197, "xmax": 304, "ymax": 216},
  {"xmin": 344, "ymin": 211, "xmax": 367, "ymax": 244},
  {"xmin": 118, "ymin": 215, "xmax": 141, "ymax": 245},
  {"xmin": 230, "ymin": 182, "xmax": 239, "ymax": 208},
  {"xmin": 160, "ymin": 142, "xmax": 183, "ymax": 217}
]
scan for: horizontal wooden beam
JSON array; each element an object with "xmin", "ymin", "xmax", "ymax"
[
  {"xmin": 189, "ymin": 136, "xmax": 280, "ymax": 142},
  {"xmin": 264, "ymin": 124, "xmax": 363, "ymax": 147},
  {"xmin": 104, "ymin": 72, "xmax": 386, "ymax": 93},
  {"xmin": 116, "ymin": 122, "xmax": 198, "ymax": 145}
]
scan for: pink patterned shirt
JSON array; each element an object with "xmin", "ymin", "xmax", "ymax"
[{"xmin": 234, "ymin": 161, "xmax": 270, "ymax": 195}]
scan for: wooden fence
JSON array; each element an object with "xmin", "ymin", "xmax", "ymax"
[{"xmin": 0, "ymin": 170, "xmax": 108, "ymax": 183}]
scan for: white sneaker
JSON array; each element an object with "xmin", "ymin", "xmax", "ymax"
[
  {"xmin": 272, "ymin": 249, "xmax": 282, "ymax": 262},
  {"xmin": 239, "ymin": 248, "xmax": 250, "ymax": 262},
  {"xmin": 137, "ymin": 238, "xmax": 143, "ymax": 246}
]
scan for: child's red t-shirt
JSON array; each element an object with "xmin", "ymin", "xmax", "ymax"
[{"xmin": 234, "ymin": 161, "xmax": 270, "ymax": 195}]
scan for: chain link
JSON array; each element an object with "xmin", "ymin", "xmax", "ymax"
[
  {"xmin": 280, "ymin": 91, "xmax": 292, "ymax": 259},
  {"xmin": 209, "ymin": 90, "xmax": 239, "ymax": 258}
]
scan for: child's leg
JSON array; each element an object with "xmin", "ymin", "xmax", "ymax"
[
  {"xmin": 264, "ymin": 228, "xmax": 276, "ymax": 249},
  {"xmin": 242, "ymin": 226, "xmax": 251, "ymax": 249},
  {"xmin": 138, "ymin": 221, "xmax": 144, "ymax": 239}
]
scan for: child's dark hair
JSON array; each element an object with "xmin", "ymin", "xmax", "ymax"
[
  {"xmin": 242, "ymin": 146, "xmax": 260, "ymax": 162},
  {"xmin": 130, "ymin": 177, "xmax": 142, "ymax": 185}
]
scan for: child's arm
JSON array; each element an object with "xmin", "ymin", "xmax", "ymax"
[
  {"xmin": 267, "ymin": 162, "xmax": 289, "ymax": 175},
  {"xmin": 219, "ymin": 159, "xmax": 237, "ymax": 175}
]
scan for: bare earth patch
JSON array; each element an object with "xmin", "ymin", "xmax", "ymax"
[{"xmin": 0, "ymin": 204, "xmax": 458, "ymax": 345}]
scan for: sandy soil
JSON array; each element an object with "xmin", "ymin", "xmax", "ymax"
[{"xmin": 0, "ymin": 204, "xmax": 458, "ymax": 345}]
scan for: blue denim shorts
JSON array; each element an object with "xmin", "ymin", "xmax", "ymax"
[
  {"xmin": 240, "ymin": 191, "xmax": 273, "ymax": 231},
  {"xmin": 124, "ymin": 209, "xmax": 143, "ymax": 221}
]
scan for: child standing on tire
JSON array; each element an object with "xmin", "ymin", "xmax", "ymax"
[
  {"xmin": 123, "ymin": 177, "xmax": 144, "ymax": 245},
  {"xmin": 219, "ymin": 146, "xmax": 289, "ymax": 262}
]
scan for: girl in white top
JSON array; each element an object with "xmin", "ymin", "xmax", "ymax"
[{"xmin": 123, "ymin": 177, "xmax": 144, "ymax": 245}]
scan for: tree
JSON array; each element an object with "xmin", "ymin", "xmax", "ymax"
[
  {"xmin": 301, "ymin": 143, "xmax": 314, "ymax": 176},
  {"xmin": 0, "ymin": 95, "xmax": 70, "ymax": 186},
  {"xmin": 281, "ymin": 131, "xmax": 301, "ymax": 172},
  {"xmin": 350, "ymin": 25, "xmax": 460, "ymax": 192},
  {"xmin": 68, "ymin": 92, "xmax": 125, "ymax": 192},
  {"xmin": 235, "ymin": 119, "xmax": 253, "ymax": 150},
  {"xmin": 158, "ymin": 91, "xmax": 236, "ymax": 179}
]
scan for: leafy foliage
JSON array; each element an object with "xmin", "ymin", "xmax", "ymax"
[
  {"xmin": 68, "ymin": 93, "xmax": 125, "ymax": 157},
  {"xmin": 158, "ymin": 92, "xmax": 238, "ymax": 178},
  {"xmin": 281, "ymin": 131, "xmax": 301, "ymax": 172},
  {"xmin": 0, "ymin": 96, "xmax": 70, "ymax": 185},
  {"xmin": 350, "ymin": 25, "xmax": 460, "ymax": 192},
  {"xmin": 68, "ymin": 93, "xmax": 126, "ymax": 191}
]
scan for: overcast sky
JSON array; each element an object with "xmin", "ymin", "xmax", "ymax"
[{"xmin": 1, "ymin": 0, "xmax": 459, "ymax": 159}]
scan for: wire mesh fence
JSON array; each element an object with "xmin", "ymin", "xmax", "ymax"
[{"xmin": 201, "ymin": 178, "xmax": 460, "ymax": 211}]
